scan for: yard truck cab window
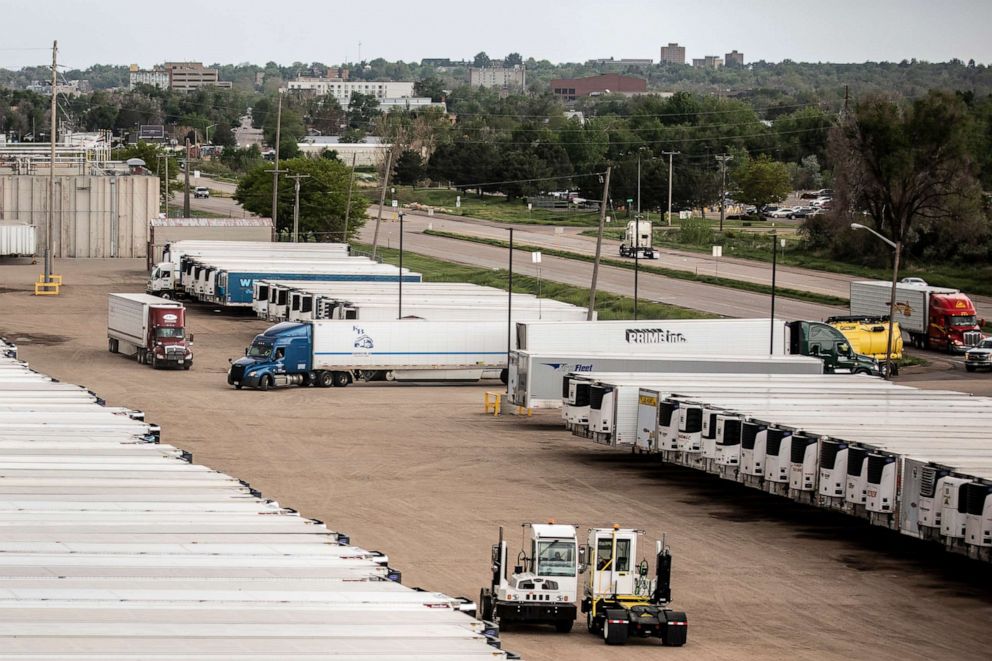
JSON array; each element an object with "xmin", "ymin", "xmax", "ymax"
[{"xmin": 536, "ymin": 539, "xmax": 577, "ymax": 577}]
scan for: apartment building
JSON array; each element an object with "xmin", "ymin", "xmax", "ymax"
[{"xmin": 659, "ymin": 43, "xmax": 686, "ymax": 65}]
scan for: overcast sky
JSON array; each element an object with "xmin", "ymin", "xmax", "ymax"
[{"xmin": 3, "ymin": 0, "xmax": 991, "ymax": 70}]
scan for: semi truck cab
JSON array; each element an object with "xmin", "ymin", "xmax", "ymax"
[
  {"xmin": 147, "ymin": 262, "xmax": 178, "ymax": 298},
  {"xmin": 927, "ymin": 293, "xmax": 982, "ymax": 352},
  {"xmin": 229, "ymin": 322, "xmax": 316, "ymax": 389},
  {"xmin": 787, "ymin": 321, "xmax": 881, "ymax": 375}
]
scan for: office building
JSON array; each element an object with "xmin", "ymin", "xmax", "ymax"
[{"xmin": 659, "ymin": 43, "xmax": 686, "ymax": 65}]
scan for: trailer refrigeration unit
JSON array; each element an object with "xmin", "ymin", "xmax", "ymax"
[
  {"xmin": 229, "ymin": 318, "xmax": 534, "ymax": 389},
  {"xmin": 849, "ymin": 280, "xmax": 983, "ymax": 352},
  {"xmin": 479, "ymin": 523, "xmax": 580, "ymax": 633},
  {"xmin": 107, "ymin": 293, "xmax": 192, "ymax": 370}
]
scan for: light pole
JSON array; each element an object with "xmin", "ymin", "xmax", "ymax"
[
  {"xmin": 205, "ymin": 124, "xmax": 217, "ymax": 144},
  {"xmin": 851, "ymin": 222, "xmax": 901, "ymax": 379},
  {"xmin": 398, "ymin": 212, "xmax": 405, "ymax": 319},
  {"xmin": 662, "ymin": 151, "xmax": 679, "ymax": 226},
  {"xmin": 715, "ymin": 154, "xmax": 733, "ymax": 232},
  {"xmin": 770, "ymin": 231, "xmax": 778, "ymax": 353},
  {"xmin": 286, "ymin": 173, "xmax": 311, "ymax": 242},
  {"xmin": 636, "ymin": 146, "xmax": 647, "ymax": 216}
]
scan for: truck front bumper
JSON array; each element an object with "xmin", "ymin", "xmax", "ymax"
[{"xmin": 494, "ymin": 601, "xmax": 576, "ymax": 625}]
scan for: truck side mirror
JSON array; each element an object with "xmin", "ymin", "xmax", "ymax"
[
  {"xmin": 244, "ymin": 348, "xmax": 248, "ymax": 356},
  {"xmin": 578, "ymin": 544, "xmax": 588, "ymax": 573},
  {"xmin": 189, "ymin": 334, "xmax": 194, "ymax": 343}
]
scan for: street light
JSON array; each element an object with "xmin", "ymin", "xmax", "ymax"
[
  {"xmin": 398, "ymin": 212, "xmax": 405, "ymax": 319},
  {"xmin": 851, "ymin": 222, "xmax": 901, "ymax": 379},
  {"xmin": 205, "ymin": 124, "xmax": 217, "ymax": 144}
]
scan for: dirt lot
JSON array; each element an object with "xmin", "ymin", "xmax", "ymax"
[{"xmin": 2, "ymin": 259, "xmax": 992, "ymax": 661}]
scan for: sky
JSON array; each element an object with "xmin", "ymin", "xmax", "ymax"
[{"xmin": 3, "ymin": 0, "xmax": 992, "ymax": 70}]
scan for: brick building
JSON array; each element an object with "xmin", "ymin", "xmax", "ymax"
[
  {"xmin": 659, "ymin": 43, "xmax": 686, "ymax": 65},
  {"xmin": 550, "ymin": 74, "xmax": 647, "ymax": 102}
]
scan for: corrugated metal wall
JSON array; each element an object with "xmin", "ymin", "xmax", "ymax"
[{"xmin": 0, "ymin": 175, "xmax": 156, "ymax": 258}]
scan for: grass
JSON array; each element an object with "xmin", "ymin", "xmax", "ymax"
[
  {"xmin": 352, "ymin": 243, "xmax": 716, "ymax": 321},
  {"xmin": 422, "ymin": 230, "xmax": 849, "ymax": 308},
  {"xmin": 367, "ymin": 186, "xmax": 604, "ymax": 226},
  {"xmin": 586, "ymin": 226, "xmax": 992, "ymax": 297}
]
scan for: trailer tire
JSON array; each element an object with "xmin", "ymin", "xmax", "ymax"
[
  {"xmin": 604, "ymin": 610, "xmax": 629, "ymax": 645},
  {"xmin": 331, "ymin": 371, "xmax": 351, "ymax": 387},
  {"xmin": 317, "ymin": 371, "xmax": 334, "ymax": 388},
  {"xmin": 555, "ymin": 619, "xmax": 574, "ymax": 633},
  {"xmin": 108, "ymin": 338, "xmax": 118, "ymax": 353}
]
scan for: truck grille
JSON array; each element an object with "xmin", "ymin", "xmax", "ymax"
[
  {"xmin": 964, "ymin": 331, "xmax": 983, "ymax": 347},
  {"xmin": 229, "ymin": 364, "xmax": 245, "ymax": 382}
]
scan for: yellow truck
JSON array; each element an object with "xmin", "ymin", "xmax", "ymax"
[{"xmin": 826, "ymin": 316, "xmax": 903, "ymax": 360}]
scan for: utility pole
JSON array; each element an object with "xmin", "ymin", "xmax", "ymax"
[
  {"xmin": 662, "ymin": 151, "xmax": 679, "ymax": 227},
  {"xmin": 343, "ymin": 152, "xmax": 357, "ymax": 242},
  {"xmin": 286, "ymin": 173, "xmax": 311, "ymax": 242},
  {"xmin": 770, "ymin": 232, "xmax": 778, "ymax": 354},
  {"xmin": 398, "ymin": 212, "xmax": 405, "ymax": 319},
  {"xmin": 370, "ymin": 149, "xmax": 394, "ymax": 257},
  {"xmin": 507, "ymin": 227, "xmax": 513, "ymax": 371},
  {"xmin": 715, "ymin": 154, "xmax": 733, "ymax": 232},
  {"xmin": 587, "ymin": 167, "xmax": 611, "ymax": 320},
  {"xmin": 183, "ymin": 138, "xmax": 191, "ymax": 217},
  {"xmin": 271, "ymin": 92, "xmax": 283, "ymax": 229},
  {"xmin": 45, "ymin": 40, "xmax": 57, "ymax": 283}
]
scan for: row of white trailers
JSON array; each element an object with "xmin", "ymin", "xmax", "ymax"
[
  {"xmin": 0, "ymin": 354, "xmax": 510, "ymax": 658},
  {"xmin": 561, "ymin": 372, "xmax": 992, "ymax": 562},
  {"xmin": 252, "ymin": 280, "xmax": 591, "ymax": 323}
]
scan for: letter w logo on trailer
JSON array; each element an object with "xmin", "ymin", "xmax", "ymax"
[{"xmin": 240, "ymin": 279, "xmax": 253, "ymax": 288}]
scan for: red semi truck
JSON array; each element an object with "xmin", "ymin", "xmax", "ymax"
[
  {"xmin": 850, "ymin": 281, "xmax": 983, "ymax": 353},
  {"xmin": 108, "ymin": 293, "xmax": 193, "ymax": 369}
]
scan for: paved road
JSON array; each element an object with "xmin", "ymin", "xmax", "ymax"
[
  {"xmin": 185, "ymin": 181, "xmax": 991, "ymax": 320},
  {"xmin": 359, "ymin": 217, "xmax": 842, "ymax": 321}
]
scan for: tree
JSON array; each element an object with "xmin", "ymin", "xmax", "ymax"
[
  {"xmin": 260, "ymin": 97, "xmax": 305, "ymax": 159},
  {"xmin": 413, "ymin": 77, "xmax": 446, "ymax": 103},
  {"xmin": 473, "ymin": 52, "xmax": 492, "ymax": 68},
  {"xmin": 211, "ymin": 122, "xmax": 236, "ymax": 147},
  {"xmin": 505, "ymin": 52, "xmax": 523, "ymax": 67},
  {"xmin": 347, "ymin": 92, "xmax": 381, "ymax": 130},
  {"xmin": 234, "ymin": 157, "xmax": 369, "ymax": 240},
  {"xmin": 733, "ymin": 156, "xmax": 792, "ymax": 212},
  {"xmin": 393, "ymin": 149, "xmax": 424, "ymax": 185},
  {"xmin": 338, "ymin": 127, "xmax": 366, "ymax": 143},
  {"xmin": 828, "ymin": 91, "xmax": 980, "ymax": 248}
]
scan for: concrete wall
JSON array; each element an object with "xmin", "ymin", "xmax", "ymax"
[{"xmin": 0, "ymin": 175, "xmax": 156, "ymax": 258}]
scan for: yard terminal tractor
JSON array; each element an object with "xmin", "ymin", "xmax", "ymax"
[{"xmin": 480, "ymin": 522, "xmax": 688, "ymax": 646}]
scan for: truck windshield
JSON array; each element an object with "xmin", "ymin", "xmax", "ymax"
[
  {"xmin": 155, "ymin": 328, "xmax": 184, "ymax": 339},
  {"xmin": 536, "ymin": 540, "xmax": 576, "ymax": 577},
  {"xmin": 248, "ymin": 341, "xmax": 272, "ymax": 358},
  {"xmin": 949, "ymin": 315, "xmax": 977, "ymax": 327}
]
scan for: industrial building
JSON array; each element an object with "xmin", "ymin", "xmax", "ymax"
[
  {"xmin": 550, "ymin": 74, "xmax": 647, "ymax": 102},
  {"xmin": 0, "ymin": 141, "xmax": 156, "ymax": 258},
  {"xmin": 284, "ymin": 77, "xmax": 415, "ymax": 104}
]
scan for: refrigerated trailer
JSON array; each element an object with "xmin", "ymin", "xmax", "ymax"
[
  {"xmin": 0, "ymin": 223, "xmax": 36, "ymax": 256},
  {"xmin": 149, "ymin": 241, "xmax": 352, "ymax": 297},
  {"xmin": 107, "ymin": 294, "xmax": 192, "ymax": 370},
  {"xmin": 229, "ymin": 319, "xmax": 515, "ymax": 389},
  {"xmin": 849, "ymin": 280, "xmax": 982, "ymax": 352}
]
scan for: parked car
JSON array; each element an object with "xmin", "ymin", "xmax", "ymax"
[
  {"xmin": 767, "ymin": 207, "xmax": 798, "ymax": 219},
  {"xmin": 790, "ymin": 206, "xmax": 817, "ymax": 219},
  {"xmin": 194, "ymin": 187, "xmax": 210, "ymax": 199},
  {"xmin": 964, "ymin": 337, "xmax": 992, "ymax": 372},
  {"xmin": 900, "ymin": 277, "xmax": 928, "ymax": 286},
  {"xmin": 810, "ymin": 197, "xmax": 832, "ymax": 208}
]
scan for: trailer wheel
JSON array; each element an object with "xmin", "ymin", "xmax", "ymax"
[
  {"xmin": 108, "ymin": 338, "xmax": 118, "ymax": 353},
  {"xmin": 554, "ymin": 619, "xmax": 574, "ymax": 633},
  {"xmin": 603, "ymin": 610, "xmax": 629, "ymax": 645},
  {"xmin": 332, "ymin": 371, "xmax": 351, "ymax": 387},
  {"xmin": 318, "ymin": 371, "xmax": 334, "ymax": 388}
]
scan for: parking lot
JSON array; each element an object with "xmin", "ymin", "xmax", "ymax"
[{"xmin": 2, "ymin": 258, "xmax": 991, "ymax": 660}]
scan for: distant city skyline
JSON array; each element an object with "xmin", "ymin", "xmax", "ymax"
[{"xmin": 3, "ymin": 0, "xmax": 991, "ymax": 70}]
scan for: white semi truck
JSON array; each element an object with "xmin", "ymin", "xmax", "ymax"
[{"xmin": 619, "ymin": 219, "xmax": 655, "ymax": 259}]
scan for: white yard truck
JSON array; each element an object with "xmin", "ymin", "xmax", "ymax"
[{"xmin": 479, "ymin": 523, "xmax": 581, "ymax": 633}]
